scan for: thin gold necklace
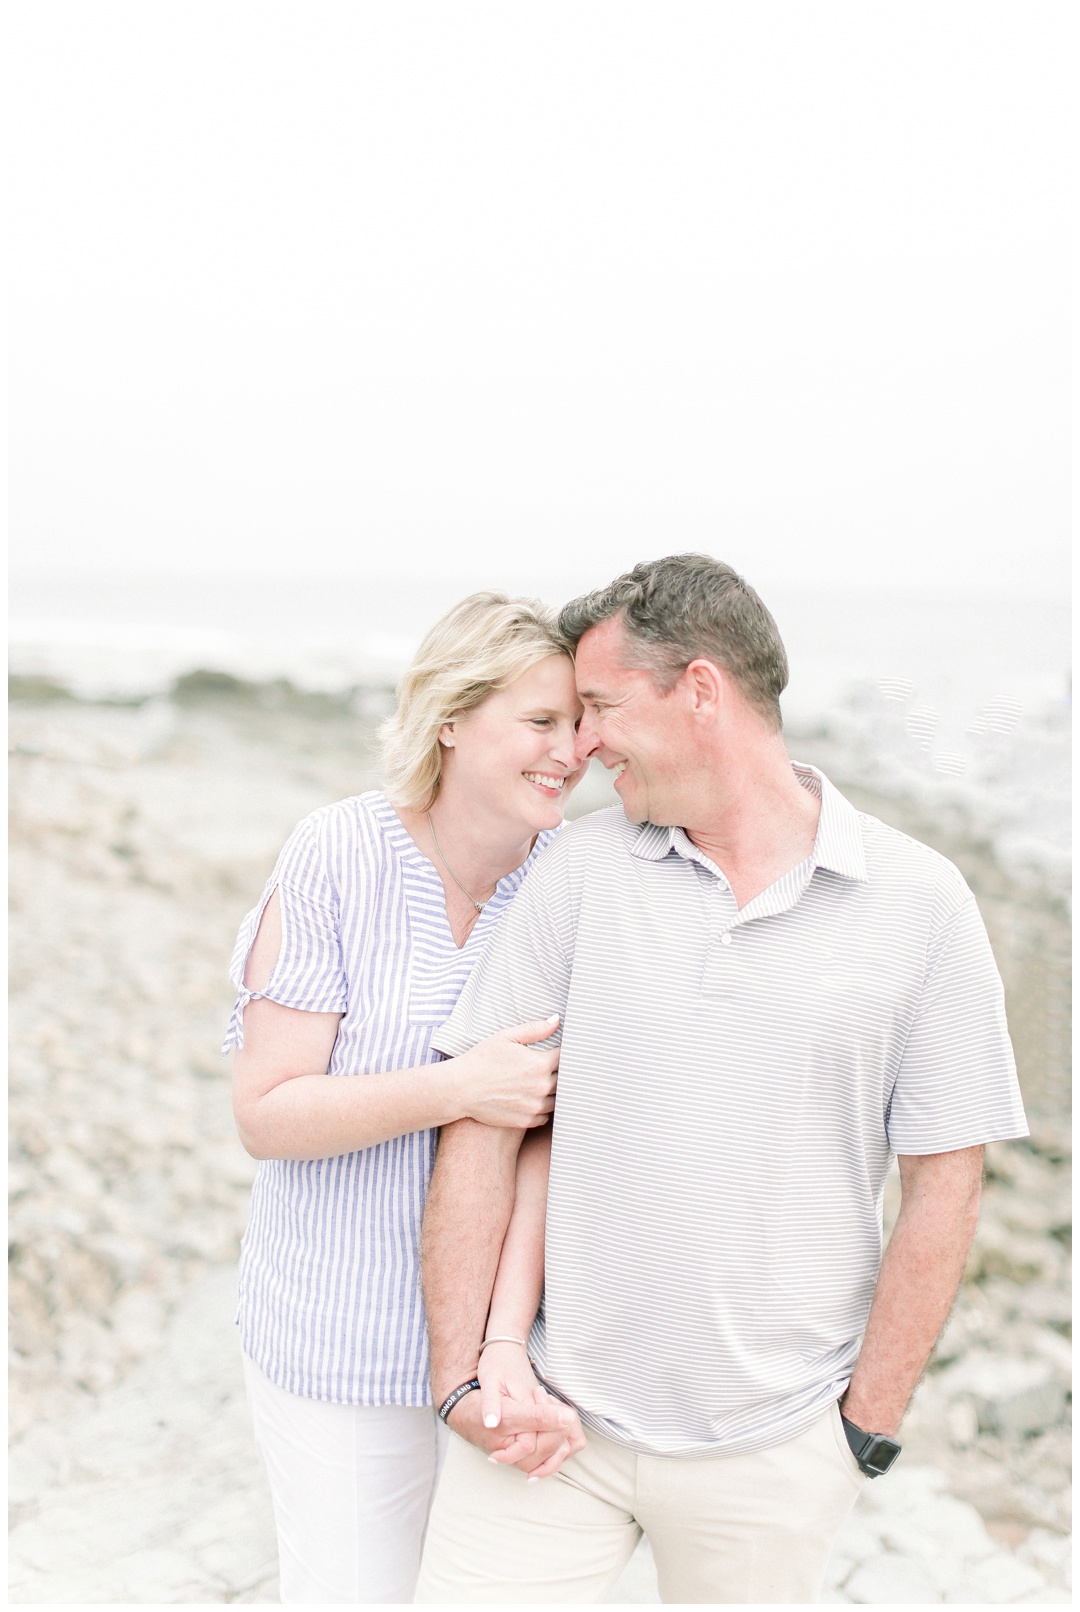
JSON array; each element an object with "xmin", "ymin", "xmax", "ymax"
[{"xmin": 426, "ymin": 811, "xmax": 493, "ymax": 914}]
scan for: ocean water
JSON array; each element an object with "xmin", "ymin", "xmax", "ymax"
[{"xmin": 10, "ymin": 569, "xmax": 1070, "ymax": 877}]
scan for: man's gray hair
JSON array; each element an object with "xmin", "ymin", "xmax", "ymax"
[{"xmin": 558, "ymin": 553, "xmax": 789, "ymax": 730}]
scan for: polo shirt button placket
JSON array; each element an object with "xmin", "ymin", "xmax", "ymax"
[{"xmin": 720, "ymin": 932, "xmax": 733, "ymax": 947}]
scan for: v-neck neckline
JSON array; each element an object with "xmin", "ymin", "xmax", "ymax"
[{"xmin": 369, "ymin": 793, "xmax": 519, "ymax": 952}]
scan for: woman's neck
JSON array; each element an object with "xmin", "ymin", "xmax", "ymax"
[{"xmin": 395, "ymin": 792, "xmax": 538, "ymax": 896}]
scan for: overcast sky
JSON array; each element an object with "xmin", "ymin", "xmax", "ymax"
[{"xmin": 10, "ymin": 1, "xmax": 1070, "ymax": 598}]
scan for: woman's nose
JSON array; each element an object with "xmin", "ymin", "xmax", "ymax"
[{"xmin": 547, "ymin": 722, "xmax": 579, "ymax": 767}]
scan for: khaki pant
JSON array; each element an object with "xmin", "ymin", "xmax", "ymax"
[{"xmin": 416, "ymin": 1403, "xmax": 863, "ymax": 1604}]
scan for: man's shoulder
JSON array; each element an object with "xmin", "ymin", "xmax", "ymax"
[
  {"xmin": 539, "ymin": 804, "xmax": 636, "ymax": 855},
  {"xmin": 857, "ymin": 809, "xmax": 972, "ymax": 913},
  {"xmin": 522, "ymin": 805, "xmax": 637, "ymax": 891}
]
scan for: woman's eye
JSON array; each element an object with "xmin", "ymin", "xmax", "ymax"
[{"xmin": 531, "ymin": 718, "xmax": 553, "ymax": 728}]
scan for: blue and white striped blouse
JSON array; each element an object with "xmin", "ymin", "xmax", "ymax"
[{"xmin": 223, "ymin": 791, "xmax": 558, "ymax": 1406}]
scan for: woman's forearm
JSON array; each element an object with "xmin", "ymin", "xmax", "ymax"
[
  {"xmin": 233, "ymin": 995, "xmax": 558, "ymax": 1160},
  {"xmin": 486, "ymin": 1124, "xmax": 551, "ymax": 1336},
  {"xmin": 236, "ymin": 1065, "xmax": 465, "ymax": 1160}
]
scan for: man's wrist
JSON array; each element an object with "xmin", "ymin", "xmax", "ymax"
[
  {"xmin": 432, "ymin": 1365, "xmax": 481, "ymax": 1407},
  {"xmin": 437, "ymin": 1378, "xmax": 481, "ymax": 1424},
  {"xmin": 838, "ymin": 1389, "xmax": 901, "ymax": 1439}
]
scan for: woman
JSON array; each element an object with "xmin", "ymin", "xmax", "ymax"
[{"xmin": 223, "ymin": 592, "xmax": 585, "ymax": 1604}]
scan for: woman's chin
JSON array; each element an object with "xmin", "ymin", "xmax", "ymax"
[{"xmin": 520, "ymin": 797, "xmax": 567, "ymax": 833}]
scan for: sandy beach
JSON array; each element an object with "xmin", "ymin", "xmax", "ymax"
[{"xmin": 8, "ymin": 682, "xmax": 1071, "ymax": 1603}]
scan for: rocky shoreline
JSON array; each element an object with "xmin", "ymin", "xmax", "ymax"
[{"xmin": 8, "ymin": 684, "xmax": 1071, "ymax": 1598}]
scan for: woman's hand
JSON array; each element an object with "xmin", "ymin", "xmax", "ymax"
[
  {"xmin": 477, "ymin": 1340, "xmax": 586, "ymax": 1480},
  {"xmin": 447, "ymin": 1017, "xmax": 561, "ymax": 1129}
]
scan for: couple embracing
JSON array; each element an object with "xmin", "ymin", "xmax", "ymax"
[{"xmin": 225, "ymin": 553, "xmax": 1025, "ymax": 1604}]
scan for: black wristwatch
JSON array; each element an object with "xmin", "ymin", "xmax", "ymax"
[{"xmin": 840, "ymin": 1412, "xmax": 902, "ymax": 1478}]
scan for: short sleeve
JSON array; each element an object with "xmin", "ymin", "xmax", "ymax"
[
  {"xmin": 222, "ymin": 812, "xmax": 349, "ymax": 1053},
  {"xmin": 886, "ymin": 892, "xmax": 1028, "ymax": 1153},
  {"xmin": 431, "ymin": 835, "xmax": 575, "ymax": 1058}
]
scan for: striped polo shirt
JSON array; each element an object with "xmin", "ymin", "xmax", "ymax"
[
  {"xmin": 432, "ymin": 764, "xmax": 1028, "ymax": 1458},
  {"xmin": 223, "ymin": 791, "xmax": 557, "ymax": 1406}
]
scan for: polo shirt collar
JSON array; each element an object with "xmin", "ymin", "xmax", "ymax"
[{"xmin": 629, "ymin": 762, "xmax": 869, "ymax": 884}]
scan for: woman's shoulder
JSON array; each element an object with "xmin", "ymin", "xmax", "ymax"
[
  {"xmin": 276, "ymin": 791, "xmax": 396, "ymax": 871},
  {"xmin": 283, "ymin": 789, "xmax": 374, "ymax": 834}
]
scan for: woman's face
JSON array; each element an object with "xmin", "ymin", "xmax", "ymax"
[{"xmin": 439, "ymin": 654, "xmax": 586, "ymax": 835}]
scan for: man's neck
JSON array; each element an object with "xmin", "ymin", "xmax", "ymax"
[{"xmin": 682, "ymin": 753, "xmax": 821, "ymax": 910}]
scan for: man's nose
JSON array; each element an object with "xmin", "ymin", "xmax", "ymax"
[{"xmin": 574, "ymin": 711, "xmax": 600, "ymax": 763}]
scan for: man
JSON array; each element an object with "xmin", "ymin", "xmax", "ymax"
[{"xmin": 416, "ymin": 555, "xmax": 1027, "ymax": 1604}]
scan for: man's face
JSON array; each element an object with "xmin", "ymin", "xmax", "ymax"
[{"xmin": 573, "ymin": 617, "xmax": 686, "ymax": 825}]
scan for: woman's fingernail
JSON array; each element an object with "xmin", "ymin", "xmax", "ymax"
[
  {"xmin": 483, "ymin": 1414, "xmax": 499, "ymax": 1427},
  {"xmin": 527, "ymin": 1474, "xmax": 540, "ymax": 1484}
]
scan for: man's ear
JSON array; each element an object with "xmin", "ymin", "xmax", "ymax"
[{"xmin": 682, "ymin": 658, "xmax": 724, "ymax": 720}]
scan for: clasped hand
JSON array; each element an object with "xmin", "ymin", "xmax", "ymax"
[{"xmin": 447, "ymin": 1342, "xmax": 586, "ymax": 1480}]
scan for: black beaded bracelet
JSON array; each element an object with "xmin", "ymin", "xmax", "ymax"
[{"xmin": 437, "ymin": 1378, "xmax": 481, "ymax": 1424}]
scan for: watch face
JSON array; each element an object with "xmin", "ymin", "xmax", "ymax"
[{"xmin": 862, "ymin": 1434, "xmax": 902, "ymax": 1475}]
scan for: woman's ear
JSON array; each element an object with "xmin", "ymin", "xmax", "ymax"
[{"xmin": 438, "ymin": 721, "xmax": 456, "ymax": 748}]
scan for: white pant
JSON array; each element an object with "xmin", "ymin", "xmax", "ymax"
[{"xmin": 243, "ymin": 1353, "xmax": 448, "ymax": 1604}]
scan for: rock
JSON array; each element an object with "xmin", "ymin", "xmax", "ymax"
[
  {"xmin": 110, "ymin": 1287, "xmax": 169, "ymax": 1355},
  {"xmin": 825, "ymin": 1507, "xmax": 888, "ymax": 1583},
  {"xmin": 939, "ymin": 1352, "xmax": 1067, "ymax": 1439},
  {"xmin": 943, "ymin": 1550, "xmax": 1048, "ymax": 1602},
  {"xmin": 944, "ymin": 1396, "xmax": 979, "ymax": 1448},
  {"xmin": 882, "ymin": 1492, "xmax": 995, "ymax": 1566},
  {"xmin": 118, "ymin": 1546, "xmax": 222, "ymax": 1601},
  {"xmin": 857, "ymin": 1463, "xmax": 949, "ymax": 1512},
  {"xmin": 1028, "ymin": 1326, "xmax": 1072, "ymax": 1375},
  {"xmin": 970, "ymin": 1221, "xmax": 1065, "ymax": 1285},
  {"xmin": 8, "ymin": 1445, "xmax": 56, "ymax": 1507},
  {"xmin": 9, "ymin": 1510, "xmax": 103, "ymax": 1574},
  {"xmin": 1009, "ymin": 1281, "xmax": 1072, "ymax": 1334},
  {"xmin": 1016, "ymin": 1526, "xmax": 1071, "ymax": 1587},
  {"xmin": 845, "ymin": 1550, "xmax": 941, "ymax": 1603}
]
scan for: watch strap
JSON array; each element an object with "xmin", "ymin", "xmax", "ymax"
[{"xmin": 840, "ymin": 1412, "xmax": 902, "ymax": 1477}]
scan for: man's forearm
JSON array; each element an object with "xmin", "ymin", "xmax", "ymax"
[
  {"xmin": 842, "ymin": 1145, "xmax": 983, "ymax": 1435},
  {"xmin": 422, "ymin": 1117, "xmax": 525, "ymax": 1402}
]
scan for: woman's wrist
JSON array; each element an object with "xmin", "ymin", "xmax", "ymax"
[{"xmin": 433, "ymin": 1054, "xmax": 471, "ymax": 1126}]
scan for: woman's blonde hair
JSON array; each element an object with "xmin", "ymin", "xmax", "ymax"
[{"xmin": 379, "ymin": 591, "xmax": 570, "ymax": 809}]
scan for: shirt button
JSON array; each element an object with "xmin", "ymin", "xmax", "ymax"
[{"xmin": 720, "ymin": 933, "xmax": 733, "ymax": 946}]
